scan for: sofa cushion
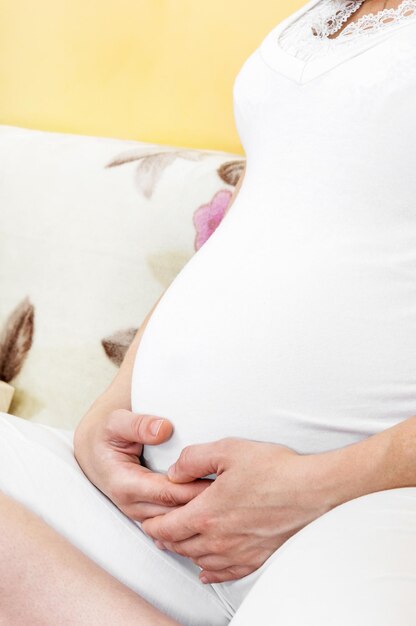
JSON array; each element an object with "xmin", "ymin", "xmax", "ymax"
[{"xmin": 0, "ymin": 125, "xmax": 244, "ymax": 428}]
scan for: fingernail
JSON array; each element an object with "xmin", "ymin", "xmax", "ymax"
[
  {"xmin": 200, "ymin": 575, "xmax": 209, "ymax": 584},
  {"xmin": 167, "ymin": 464, "xmax": 175, "ymax": 478},
  {"xmin": 150, "ymin": 419, "xmax": 164, "ymax": 436}
]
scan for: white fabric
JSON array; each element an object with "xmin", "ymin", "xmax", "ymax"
[
  {"xmin": 2, "ymin": 411, "xmax": 416, "ymax": 625},
  {"xmin": 0, "ymin": 412, "xmax": 271, "ymax": 624},
  {"xmin": 131, "ymin": 2, "xmax": 416, "ymax": 475}
]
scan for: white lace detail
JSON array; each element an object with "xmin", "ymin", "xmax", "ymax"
[{"xmin": 278, "ymin": 0, "xmax": 416, "ymax": 61}]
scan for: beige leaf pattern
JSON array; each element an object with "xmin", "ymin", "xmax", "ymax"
[
  {"xmin": 101, "ymin": 327, "xmax": 138, "ymax": 366},
  {"xmin": 105, "ymin": 148, "xmax": 223, "ymax": 198},
  {"xmin": 105, "ymin": 147, "xmax": 215, "ymax": 169},
  {"xmin": 105, "ymin": 148, "xmax": 160, "ymax": 168},
  {"xmin": 0, "ymin": 297, "xmax": 35, "ymax": 383},
  {"xmin": 134, "ymin": 152, "xmax": 178, "ymax": 199}
]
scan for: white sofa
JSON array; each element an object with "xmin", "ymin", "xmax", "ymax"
[{"xmin": 0, "ymin": 125, "xmax": 245, "ymax": 429}]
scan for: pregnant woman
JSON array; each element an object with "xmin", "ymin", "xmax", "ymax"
[{"xmin": 2, "ymin": 0, "xmax": 416, "ymax": 624}]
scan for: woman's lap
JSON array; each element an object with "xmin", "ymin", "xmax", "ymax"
[
  {"xmin": 0, "ymin": 412, "xmax": 231, "ymax": 626},
  {"xmin": 2, "ymin": 412, "xmax": 416, "ymax": 626}
]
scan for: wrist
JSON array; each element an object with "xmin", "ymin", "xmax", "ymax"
[{"xmin": 306, "ymin": 434, "xmax": 392, "ymax": 512}]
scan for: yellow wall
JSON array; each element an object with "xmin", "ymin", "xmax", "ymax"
[{"xmin": 0, "ymin": 1, "xmax": 300, "ymax": 153}]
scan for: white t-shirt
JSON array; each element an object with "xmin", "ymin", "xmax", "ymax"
[{"xmin": 131, "ymin": 0, "xmax": 416, "ymax": 474}]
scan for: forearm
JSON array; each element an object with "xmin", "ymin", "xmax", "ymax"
[{"xmin": 313, "ymin": 414, "xmax": 416, "ymax": 510}]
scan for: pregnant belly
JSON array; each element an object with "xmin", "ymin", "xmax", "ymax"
[{"xmin": 131, "ymin": 209, "xmax": 416, "ymax": 474}]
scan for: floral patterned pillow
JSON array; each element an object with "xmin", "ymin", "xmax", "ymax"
[{"xmin": 0, "ymin": 125, "xmax": 245, "ymax": 428}]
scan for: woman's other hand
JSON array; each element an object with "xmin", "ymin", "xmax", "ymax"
[
  {"xmin": 141, "ymin": 437, "xmax": 335, "ymax": 582},
  {"xmin": 73, "ymin": 408, "xmax": 211, "ymax": 522}
]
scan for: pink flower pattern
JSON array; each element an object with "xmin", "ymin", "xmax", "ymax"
[{"xmin": 192, "ymin": 189, "xmax": 232, "ymax": 251}]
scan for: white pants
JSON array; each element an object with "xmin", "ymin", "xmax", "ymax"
[{"xmin": 1, "ymin": 412, "xmax": 416, "ymax": 625}]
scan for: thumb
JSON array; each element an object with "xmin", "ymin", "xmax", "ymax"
[
  {"xmin": 167, "ymin": 442, "xmax": 222, "ymax": 483},
  {"xmin": 106, "ymin": 409, "xmax": 173, "ymax": 445}
]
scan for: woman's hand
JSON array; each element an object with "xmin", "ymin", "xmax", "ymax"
[
  {"xmin": 141, "ymin": 437, "xmax": 336, "ymax": 583},
  {"xmin": 73, "ymin": 409, "xmax": 211, "ymax": 523}
]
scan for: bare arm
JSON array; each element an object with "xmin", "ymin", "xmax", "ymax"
[{"xmin": 314, "ymin": 413, "xmax": 416, "ymax": 507}]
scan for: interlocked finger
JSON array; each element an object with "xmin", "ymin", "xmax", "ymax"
[
  {"xmin": 118, "ymin": 469, "xmax": 209, "ymax": 507},
  {"xmin": 200, "ymin": 565, "xmax": 255, "ymax": 583},
  {"xmin": 154, "ymin": 534, "xmax": 209, "ymax": 558},
  {"xmin": 193, "ymin": 554, "xmax": 233, "ymax": 570},
  {"xmin": 123, "ymin": 501, "xmax": 183, "ymax": 523}
]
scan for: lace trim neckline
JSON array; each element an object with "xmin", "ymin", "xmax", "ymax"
[{"xmin": 278, "ymin": 0, "xmax": 416, "ymax": 60}]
